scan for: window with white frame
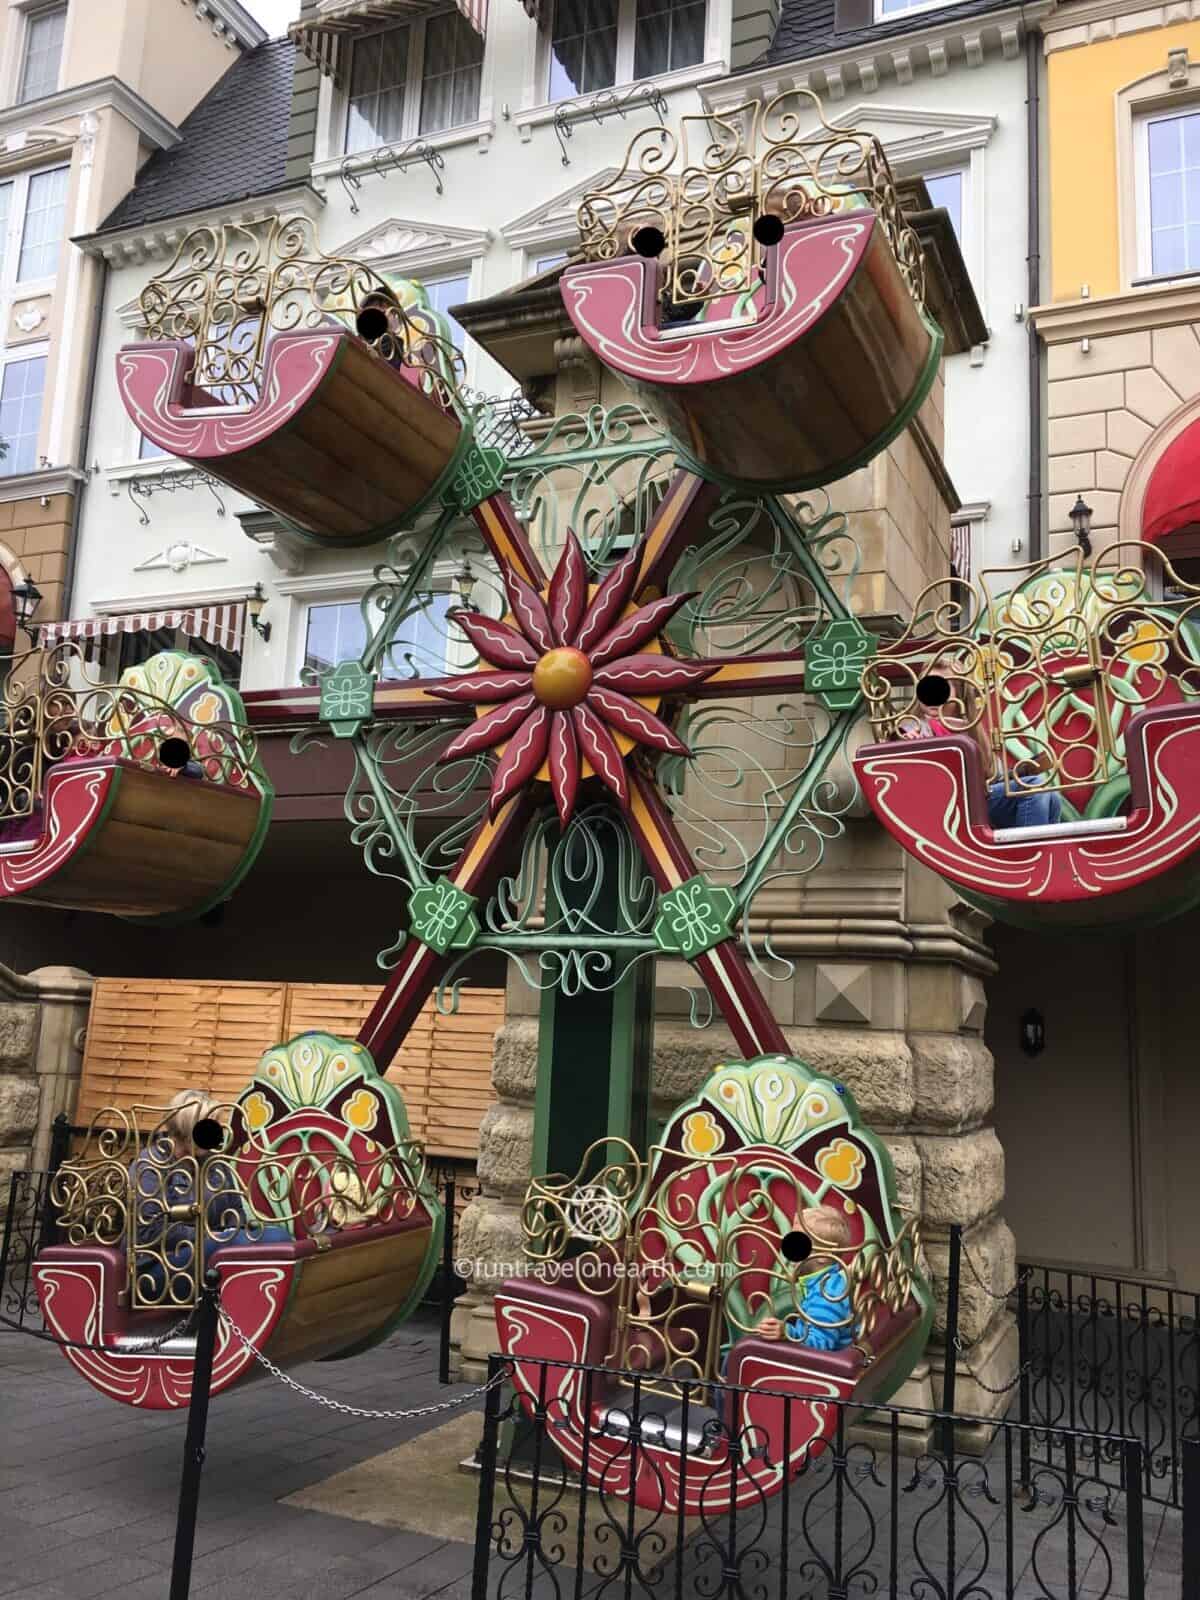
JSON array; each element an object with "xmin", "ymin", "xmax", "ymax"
[
  {"xmin": 533, "ymin": 250, "xmax": 570, "ymax": 273},
  {"xmin": 138, "ymin": 432, "xmax": 169, "ymax": 461},
  {"xmin": 1137, "ymin": 107, "xmax": 1200, "ymax": 279},
  {"xmin": 874, "ymin": 0, "xmax": 953, "ymax": 17},
  {"xmin": 303, "ymin": 594, "xmax": 454, "ymax": 678},
  {"xmin": 423, "ymin": 272, "xmax": 471, "ymax": 355},
  {"xmin": 0, "ymin": 354, "xmax": 46, "ymax": 475},
  {"xmin": 17, "ymin": 4, "xmax": 67, "ymax": 106},
  {"xmin": 343, "ymin": 14, "xmax": 483, "ymax": 155},
  {"xmin": 923, "ymin": 170, "xmax": 964, "ymax": 241},
  {"xmin": 546, "ymin": 0, "xmax": 706, "ymax": 102}
]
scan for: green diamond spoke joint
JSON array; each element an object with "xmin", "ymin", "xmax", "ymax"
[
  {"xmin": 408, "ymin": 877, "xmax": 481, "ymax": 956},
  {"xmin": 804, "ymin": 619, "xmax": 876, "ymax": 712},
  {"xmin": 320, "ymin": 660, "xmax": 377, "ymax": 738},
  {"xmin": 653, "ymin": 875, "xmax": 737, "ymax": 959}
]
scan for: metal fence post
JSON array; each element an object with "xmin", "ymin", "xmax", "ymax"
[
  {"xmin": 37, "ymin": 1114, "xmax": 72, "ymax": 1253},
  {"xmin": 169, "ymin": 1270, "xmax": 220, "ymax": 1600},
  {"xmin": 439, "ymin": 1174, "xmax": 456, "ymax": 1386},
  {"xmin": 941, "ymin": 1223, "xmax": 963, "ymax": 1460},
  {"xmin": 472, "ymin": 1354, "xmax": 504, "ymax": 1600},
  {"xmin": 0, "ymin": 1171, "xmax": 19, "ymax": 1307},
  {"xmin": 1123, "ymin": 1440, "xmax": 1146, "ymax": 1600},
  {"xmin": 1016, "ymin": 1267, "xmax": 1031, "ymax": 1490},
  {"xmin": 1184, "ymin": 1436, "xmax": 1200, "ymax": 1600}
]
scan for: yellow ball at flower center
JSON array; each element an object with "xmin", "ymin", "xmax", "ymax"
[{"xmin": 532, "ymin": 647, "xmax": 593, "ymax": 709}]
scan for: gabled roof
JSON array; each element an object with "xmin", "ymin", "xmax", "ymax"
[
  {"xmin": 763, "ymin": 0, "xmax": 1021, "ymax": 65},
  {"xmin": 98, "ymin": 38, "xmax": 295, "ymax": 234}
]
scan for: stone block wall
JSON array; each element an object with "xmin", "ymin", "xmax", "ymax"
[
  {"xmin": 0, "ymin": 491, "xmax": 75, "ymax": 622},
  {"xmin": 1042, "ymin": 310, "xmax": 1200, "ymax": 557},
  {"xmin": 0, "ymin": 963, "xmax": 91, "ymax": 1181}
]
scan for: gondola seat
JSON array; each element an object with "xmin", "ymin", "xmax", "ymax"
[
  {"xmin": 33, "ymin": 1032, "xmax": 442, "ymax": 1408},
  {"xmin": 0, "ymin": 651, "xmax": 271, "ymax": 920},
  {"xmin": 559, "ymin": 213, "xmax": 941, "ymax": 492},
  {"xmin": 496, "ymin": 1052, "xmax": 931, "ymax": 1514},
  {"xmin": 852, "ymin": 702, "xmax": 1200, "ymax": 929},
  {"xmin": 116, "ymin": 326, "xmax": 464, "ymax": 548}
]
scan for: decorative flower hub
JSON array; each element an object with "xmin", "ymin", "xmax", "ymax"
[
  {"xmin": 532, "ymin": 647, "xmax": 592, "ymax": 709},
  {"xmin": 430, "ymin": 531, "xmax": 718, "ymax": 827}
]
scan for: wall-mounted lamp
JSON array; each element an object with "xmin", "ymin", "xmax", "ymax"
[
  {"xmin": 1069, "ymin": 495, "xmax": 1093, "ymax": 558},
  {"xmin": 1019, "ymin": 1007, "xmax": 1046, "ymax": 1058},
  {"xmin": 12, "ymin": 575, "xmax": 42, "ymax": 645},
  {"xmin": 454, "ymin": 556, "xmax": 477, "ymax": 610},
  {"xmin": 248, "ymin": 582, "xmax": 271, "ymax": 643}
]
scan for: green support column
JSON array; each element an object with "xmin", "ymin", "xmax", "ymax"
[{"xmin": 532, "ymin": 812, "xmax": 654, "ymax": 1179}]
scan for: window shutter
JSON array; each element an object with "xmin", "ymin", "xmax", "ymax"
[{"xmin": 834, "ymin": 0, "xmax": 874, "ymax": 32}]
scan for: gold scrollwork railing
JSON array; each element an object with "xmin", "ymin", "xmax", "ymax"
[
  {"xmin": 51, "ymin": 1101, "xmax": 433, "ymax": 1311},
  {"xmin": 138, "ymin": 213, "xmax": 464, "ymax": 410},
  {"xmin": 861, "ymin": 540, "xmax": 1200, "ymax": 800},
  {"xmin": 0, "ymin": 641, "xmax": 261, "ymax": 820},
  {"xmin": 576, "ymin": 90, "xmax": 926, "ymax": 317}
]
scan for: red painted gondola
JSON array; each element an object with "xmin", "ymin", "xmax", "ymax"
[
  {"xmin": 495, "ymin": 1053, "xmax": 930, "ymax": 1514},
  {"xmin": 33, "ymin": 1032, "xmax": 443, "ymax": 1409},
  {"xmin": 852, "ymin": 549, "xmax": 1200, "ymax": 929}
]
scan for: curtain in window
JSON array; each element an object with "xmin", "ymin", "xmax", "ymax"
[
  {"xmin": 550, "ymin": 0, "xmax": 618, "ymax": 99},
  {"xmin": 633, "ymin": 0, "xmax": 705, "ymax": 79},
  {"xmin": 419, "ymin": 12, "xmax": 483, "ymax": 135},
  {"xmin": 346, "ymin": 25, "xmax": 409, "ymax": 155}
]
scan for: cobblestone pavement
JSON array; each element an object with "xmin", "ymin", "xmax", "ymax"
[{"xmin": 0, "ymin": 1311, "xmax": 1184, "ymax": 1600}]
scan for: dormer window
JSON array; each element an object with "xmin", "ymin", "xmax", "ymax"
[
  {"xmin": 18, "ymin": 4, "xmax": 67, "ymax": 105},
  {"xmin": 344, "ymin": 14, "xmax": 483, "ymax": 155}
]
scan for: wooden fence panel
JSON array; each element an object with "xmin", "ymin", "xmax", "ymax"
[{"xmin": 75, "ymin": 979, "xmax": 503, "ymax": 1161}]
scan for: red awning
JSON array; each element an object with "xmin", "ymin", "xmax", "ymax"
[
  {"xmin": 1143, "ymin": 416, "xmax": 1200, "ymax": 545},
  {"xmin": 39, "ymin": 603, "xmax": 246, "ymax": 655}
]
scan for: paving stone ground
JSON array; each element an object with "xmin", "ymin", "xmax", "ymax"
[{"xmin": 0, "ymin": 1311, "xmax": 1184, "ymax": 1600}]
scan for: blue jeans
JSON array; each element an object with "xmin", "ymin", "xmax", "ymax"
[{"xmin": 988, "ymin": 780, "xmax": 1063, "ymax": 829}]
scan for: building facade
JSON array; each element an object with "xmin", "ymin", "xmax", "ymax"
[{"xmin": 0, "ymin": 0, "xmax": 264, "ymax": 629}]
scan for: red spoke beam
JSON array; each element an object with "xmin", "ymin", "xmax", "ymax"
[
  {"xmin": 242, "ymin": 678, "xmax": 473, "ymax": 729},
  {"xmin": 634, "ymin": 471, "xmax": 723, "ymax": 600},
  {"xmin": 471, "ymin": 493, "xmax": 547, "ymax": 591},
  {"xmin": 357, "ymin": 793, "xmax": 535, "ymax": 1072},
  {"xmin": 625, "ymin": 766, "xmax": 788, "ymax": 1059}
]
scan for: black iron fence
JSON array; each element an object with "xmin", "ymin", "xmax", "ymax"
[
  {"xmin": 471, "ymin": 1351, "xmax": 1152, "ymax": 1600},
  {"xmin": 1014, "ymin": 1262, "xmax": 1199, "ymax": 1509}
]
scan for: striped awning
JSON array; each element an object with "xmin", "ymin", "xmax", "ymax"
[
  {"xmin": 40, "ymin": 603, "xmax": 246, "ymax": 656},
  {"xmin": 290, "ymin": 0, "xmax": 488, "ymax": 79}
]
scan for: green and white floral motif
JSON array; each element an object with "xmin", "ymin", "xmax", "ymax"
[
  {"xmin": 320, "ymin": 660, "xmax": 376, "ymax": 739},
  {"xmin": 408, "ymin": 877, "xmax": 480, "ymax": 956},
  {"xmin": 445, "ymin": 440, "xmax": 505, "ymax": 514},
  {"xmin": 653, "ymin": 876, "xmax": 736, "ymax": 959},
  {"xmin": 804, "ymin": 619, "xmax": 876, "ymax": 711},
  {"xmin": 250, "ymin": 1031, "xmax": 389, "ymax": 1117},
  {"xmin": 702, "ymin": 1056, "xmax": 850, "ymax": 1148}
]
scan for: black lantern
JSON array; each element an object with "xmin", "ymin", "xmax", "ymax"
[
  {"xmin": 1019, "ymin": 1007, "xmax": 1045, "ymax": 1058},
  {"xmin": 1069, "ymin": 495, "xmax": 1093, "ymax": 557},
  {"xmin": 12, "ymin": 575, "xmax": 42, "ymax": 645},
  {"xmin": 247, "ymin": 582, "xmax": 271, "ymax": 643}
]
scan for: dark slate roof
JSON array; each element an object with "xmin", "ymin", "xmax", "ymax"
[
  {"xmin": 98, "ymin": 37, "xmax": 295, "ymax": 233},
  {"xmin": 762, "ymin": 0, "xmax": 1019, "ymax": 65}
]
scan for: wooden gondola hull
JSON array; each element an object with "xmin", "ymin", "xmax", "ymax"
[
  {"xmin": 0, "ymin": 758, "xmax": 268, "ymax": 920},
  {"xmin": 116, "ymin": 329, "xmax": 463, "ymax": 548},
  {"xmin": 853, "ymin": 705, "xmax": 1200, "ymax": 929},
  {"xmin": 33, "ymin": 1218, "xmax": 434, "ymax": 1410},
  {"xmin": 560, "ymin": 215, "xmax": 941, "ymax": 491}
]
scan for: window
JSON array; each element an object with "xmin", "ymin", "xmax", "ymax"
[
  {"xmin": 304, "ymin": 595, "xmax": 453, "ymax": 678},
  {"xmin": 534, "ymin": 250, "xmax": 570, "ymax": 273},
  {"xmin": 1142, "ymin": 109, "xmax": 1200, "ymax": 278},
  {"xmin": 16, "ymin": 166, "xmax": 68, "ymax": 281},
  {"xmin": 547, "ymin": 0, "xmax": 705, "ymax": 100},
  {"xmin": 424, "ymin": 273, "xmax": 471, "ymax": 354},
  {"xmin": 139, "ymin": 432, "xmax": 168, "ymax": 461},
  {"xmin": 923, "ymin": 171, "xmax": 963, "ymax": 241},
  {"xmin": 18, "ymin": 5, "xmax": 66, "ymax": 105},
  {"xmin": 344, "ymin": 15, "xmax": 482, "ymax": 155},
  {"xmin": 875, "ymin": 0, "xmax": 952, "ymax": 15},
  {"xmin": 0, "ymin": 356, "xmax": 46, "ymax": 476}
]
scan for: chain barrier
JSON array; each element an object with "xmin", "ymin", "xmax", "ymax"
[
  {"xmin": 961, "ymin": 1242, "xmax": 1030, "ymax": 1303},
  {"xmin": 0, "ymin": 1307, "xmax": 194, "ymax": 1354},
  {"xmin": 217, "ymin": 1305, "xmax": 509, "ymax": 1420}
]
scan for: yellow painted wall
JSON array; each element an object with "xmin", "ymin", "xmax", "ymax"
[{"xmin": 1049, "ymin": 21, "xmax": 1200, "ymax": 301}]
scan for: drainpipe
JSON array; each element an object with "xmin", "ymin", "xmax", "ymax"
[
  {"xmin": 1026, "ymin": 26, "xmax": 1043, "ymax": 562},
  {"xmin": 61, "ymin": 252, "xmax": 108, "ymax": 620}
]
